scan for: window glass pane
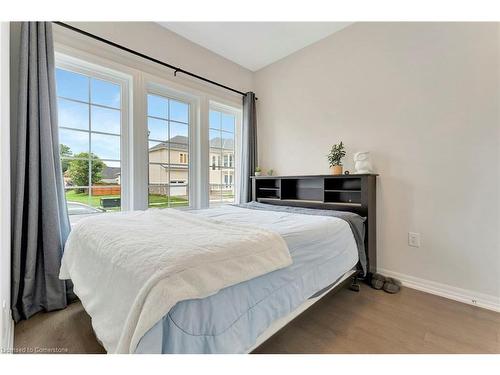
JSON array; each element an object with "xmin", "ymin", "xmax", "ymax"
[
  {"xmin": 57, "ymin": 67, "xmax": 123, "ymax": 218},
  {"xmin": 147, "ymin": 94, "xmax": 190, "ymax": 209},
  {"xmin": 209, "ymin": 129, "xmax": 221, "ymax": 148},
  {"xmin": 209, "ymin": 110, "xmax": 221, "ymax": 129},
  {"xmin": 87, "ymin": 160, "xmax": 121, "ymax": 212},
  {"xmin": 91, "ymin": 78, "xmax": 120, "ymax": 108},
  {"xmin": 209, "ymin": 109, "xmax": 237, "ymax": 206},
  {"xmin": 148, "ymin": 118, "xmax": 168, "ymax": 141},
  {"xmin": 56, "ymin": 68, "xmax": 89, "ymax": 102},
  {"xmin": 147, "ymin": 94, "xmax": 168, "ymax": 119},
  {"xmin": 222, "ymin": 186, "xmax": 235, "ymax": 203},
  {"xmin": 91, "ymin": 133, "xmax": 120, "ymax": 160},
  {"xmin": 221, "ymin": 113, "xmax": 235, "ymax": 133},
  {"xmin": 91, "ymin": 106, "xmax": 120, "ymax": 134},
  {"xmin": 209, "ymin": 150, "xmax": 222, "ymax": 169},
  {"xmin": 169, "ymin": 170, "xmax": 189, "ymax": 207},
  {"xmin": 58, "ymin": 98, "xmax": 89, "ymax": 130},
  {"xmin": 170, "ymin": 100, "xmax": 189, "ymax": 123},
  {"xmin": 149, "ymin": 164, "xmax": 169, "ymax": 185},
  {"xmin": 148, "ymin": 142, "xmax": 168, "ymax": 163},
  {"xmin": 209, "ymin": 186, "xmax": 222, "ymax": 203},
  {"xmin": 64, "ymin": 159, "xmax": 90, "ymax": 188},
  {"xmin": 220, "ymin": 131, "xmax": 235, "ymax": 150},
  {"xmin": 89, "ymin": 188, "xmax": 121, "ymax": 212},
  {"xmin": 170, "ymin": 122, "xmax": 188, "ymax": 144},
  {"xmin": 59, "ymin": 128, "xmax": 89, "ymax": 155},
  {"xmin": 148, "ymin": 185, "xmax": 169, "ymax": 209},
  {"xmin": 65, "ymin": 188, "xmax": 95, "ymax": 215}
]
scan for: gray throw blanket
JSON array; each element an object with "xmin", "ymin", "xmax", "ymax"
[{"xmin": 236, "ymin": 201, "xmax": 367, "ymax": 275}]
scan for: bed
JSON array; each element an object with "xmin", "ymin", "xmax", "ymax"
[
  {"xmin": 135, "ymin": 204, "xmax": 361, "ymax": 353},
  {"xmin": 60, "ymin": 198, "xmax": 372, "ymax": 354}
]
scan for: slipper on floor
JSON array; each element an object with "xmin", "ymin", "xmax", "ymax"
[
  {"xmin": 383, "ymin": 277, "xmax": 401, "ymax": 294},
  {"xmin": 371, "ymin": 273, "xmax": 386, "ymax": 290}
]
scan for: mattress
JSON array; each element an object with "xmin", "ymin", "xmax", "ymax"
[{"xmin": 135, "ymin": 205, "xmax": 359, "ymax": 354}]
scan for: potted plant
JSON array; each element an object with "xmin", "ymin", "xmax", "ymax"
[
  {"xmin": 327, "ymin": 142, "xmax": 346, "ymax": 175},
  {"xmin": 254, "ymin": 167, "xmax": 262, "ymax": 176}
]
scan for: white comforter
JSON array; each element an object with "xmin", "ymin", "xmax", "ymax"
[{"xmin": 59, "ymin": 208, "xmax": 292, "ymax": 353}]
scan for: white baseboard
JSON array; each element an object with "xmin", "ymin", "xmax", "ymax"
[
  {"xmin": 1, "ymin": 314, "xmax": 14, "ymax": 354},
  {"xmin": 6, "ymin": 317, "xmax": 14, "ymax": 352},
  {"xmin": 378, "ymin": 268, "xmax": 500, "ymax": 313}
]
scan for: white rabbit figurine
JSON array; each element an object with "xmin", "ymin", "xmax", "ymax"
[{"xmin": 354, "ymin": 151, "xmax": 373, "ymax": 174}]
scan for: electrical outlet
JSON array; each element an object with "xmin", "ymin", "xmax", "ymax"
[{"xmin": 408, "ymin": 232, "xmax": 421, "ymax": 247}]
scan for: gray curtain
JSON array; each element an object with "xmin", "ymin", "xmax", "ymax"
[
  {"xmin": 11, "ymin": 22, "xmax": 73, "ymax": 322},
  {"xmin": 239, "ymin": 92, "xmax": 257, "ymax": 203}
]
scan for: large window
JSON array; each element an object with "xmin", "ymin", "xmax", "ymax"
[
  {"xmin": 147, "ymin": 94, "xmax": 190, "ymax": 208},
  {"xmin": 56, "ymin": 67, "xmax": 125, "ymax": 217},
  {"xmin": 55, "ymin": 50, "xmax": 242, "ymax": 212},
  {"xmin": 209, "ymin": 109, "xmax": 236, "ymax": 205}
]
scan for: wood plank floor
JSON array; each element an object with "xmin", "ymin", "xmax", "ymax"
[{"xmin": 14, "ymin": 283, "xmax": 500, "ymax": 354}]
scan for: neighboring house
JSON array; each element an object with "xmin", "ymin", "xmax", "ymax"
[
  {"xmin": 148, "ymin": 135, "xmax": 234, "ymax": 198},
  {"xmin": 101, "ymin": 166, "xmax": 121, "ymax": 185}
]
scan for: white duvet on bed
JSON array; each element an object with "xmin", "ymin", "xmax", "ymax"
[{"xmin": 59, "ymin": 208, "xmax": 292, "ymax": 353}]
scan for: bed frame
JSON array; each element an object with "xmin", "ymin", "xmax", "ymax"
[{"xmin": 248, "ymin": 174, "xmax": 377, "ymax": 353}]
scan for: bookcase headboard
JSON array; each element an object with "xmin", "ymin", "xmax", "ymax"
[{"xmin": 251, "ymin": 174, "xmax": 378, "ymax": 275}]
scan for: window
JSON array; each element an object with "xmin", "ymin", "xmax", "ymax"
[
  {"xmin": 147, "ymin": 94, "xmax": 190, "ymax": 208},
  {"xmin": 56, "ymin": 67, "xmax": 125, "ymax": 217},
  {"xmin": 209, "ymin": 109, "xmax": 236, "ymax": 205}
]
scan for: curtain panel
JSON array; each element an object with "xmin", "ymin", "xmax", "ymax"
[
  {"xmin": 239, "ymin": 92, "xmax": 257, "ymax": 203},
  {"xmin": 11, "ymin": 22, "xmax": 74, "ymax": 322}
]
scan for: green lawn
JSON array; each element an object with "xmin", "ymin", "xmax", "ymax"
[
  {"xmin": 66, "ymin": 190, "xmax": 120, "ymax": 208},
  {"xmin": 148, "ymin": 194, "xmax": 189, "ymax": 208},
  {"xmin": 65, "ymin": 190, "xmax": 188, "ymax": 210}
]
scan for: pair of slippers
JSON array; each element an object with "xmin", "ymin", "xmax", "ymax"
[{"xmin": 371, "ymin": 273, "xmax": 401, "ymax": 294}]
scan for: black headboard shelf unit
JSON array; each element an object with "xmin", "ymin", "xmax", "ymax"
[{"xmin": 251, "ymin": 174, "xmax": 378, "ymax": 274}]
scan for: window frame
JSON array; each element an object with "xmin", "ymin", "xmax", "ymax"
[
  {"xmin": 55, "ymin": 53, "xmax": 132, "ymax": 213},
  {"xmin": 145, "ymin": 81, "xmax": 199, "ymax": 209},
  {"xmin": 208, "ymin": 101, "xmax": 242, "ymax": 206}
]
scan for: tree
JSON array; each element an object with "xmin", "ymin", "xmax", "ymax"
[
  {"xmin": 60, "ymin": 144, "xmax": 72, "ymax": 173},
  {"xmin": 67, "ymin": 153, "xmax": 105, "ymax": 193}
]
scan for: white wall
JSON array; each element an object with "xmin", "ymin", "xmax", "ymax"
[
  {"xmin": 0, "ymin": 21, "xmax": 13, "ymax": 351},
  {"xmin": 255, "ymin": 22, "xmax": 500, "ymax": 306}
]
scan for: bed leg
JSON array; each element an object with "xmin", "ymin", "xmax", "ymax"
[{"xmin": 349, "ymin": 274, "xmax": 360, "ymax": 292}]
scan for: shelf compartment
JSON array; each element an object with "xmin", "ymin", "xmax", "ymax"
[
  {"xmin": 255, "ymin": 178, "xmax": 281, "ymax": 199},
  {"xmin": 324, "ymin": 190, "xmax": 361, "ymax": 205},
  {"xmin": 281, "ymin": 178, "xmax": 323, "ymax": 201},
  {"xmin": 324, "ymin": 189, "xmax": 361, "ymax": 193},
  {"xmin": 324, "ymin": 177, "xmax": 361, "ymax": 191}
]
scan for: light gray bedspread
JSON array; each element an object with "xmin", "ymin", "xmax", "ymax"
[{"xmin": 236, "ymin": 201, "xmax": 367, "ymax": 274}]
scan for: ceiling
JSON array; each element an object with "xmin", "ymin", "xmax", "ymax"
[{"xmin": 158, "ymin": 22, "xmax": 352, "ymax": 71}]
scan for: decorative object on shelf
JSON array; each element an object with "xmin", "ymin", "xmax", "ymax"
[
  {"xmin": 254, "ymin": 167, "xmax": 262, "ymax": 176},
  {"xmin": 267, "ymin": 169, "xmax": 274, "ymax": 176},
  {"xmin": 344, "ymin": 170, "xmax": 350, "ymax": 175},
  {"xmin": 327, "ymin": 141, "xmax": 346, "ymax": 175},
  {"xmin": 354, "ymin": 151, "xmax": 373, "ymax": 174}
]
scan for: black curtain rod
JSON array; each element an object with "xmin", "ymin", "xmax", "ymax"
[{"xmin": 53, "ymin": 22, "xmax": 255, "ymax": 99}]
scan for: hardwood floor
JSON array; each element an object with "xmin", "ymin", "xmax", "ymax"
[{"xmin": 14, "ymin": 283, "xmax": 500, "ymax": 354}]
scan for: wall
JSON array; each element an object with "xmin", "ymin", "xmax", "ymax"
[
  {"xmin": 255, "ymin": 22, "xmax": 500, "ymax": 307},
  {"xmin": 62, "ymin": 22, "xmax": 253, "ymax": 95},
  {"xmin": 1, "ymin": 21, "xmax": 13, "ymax": 351}
]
